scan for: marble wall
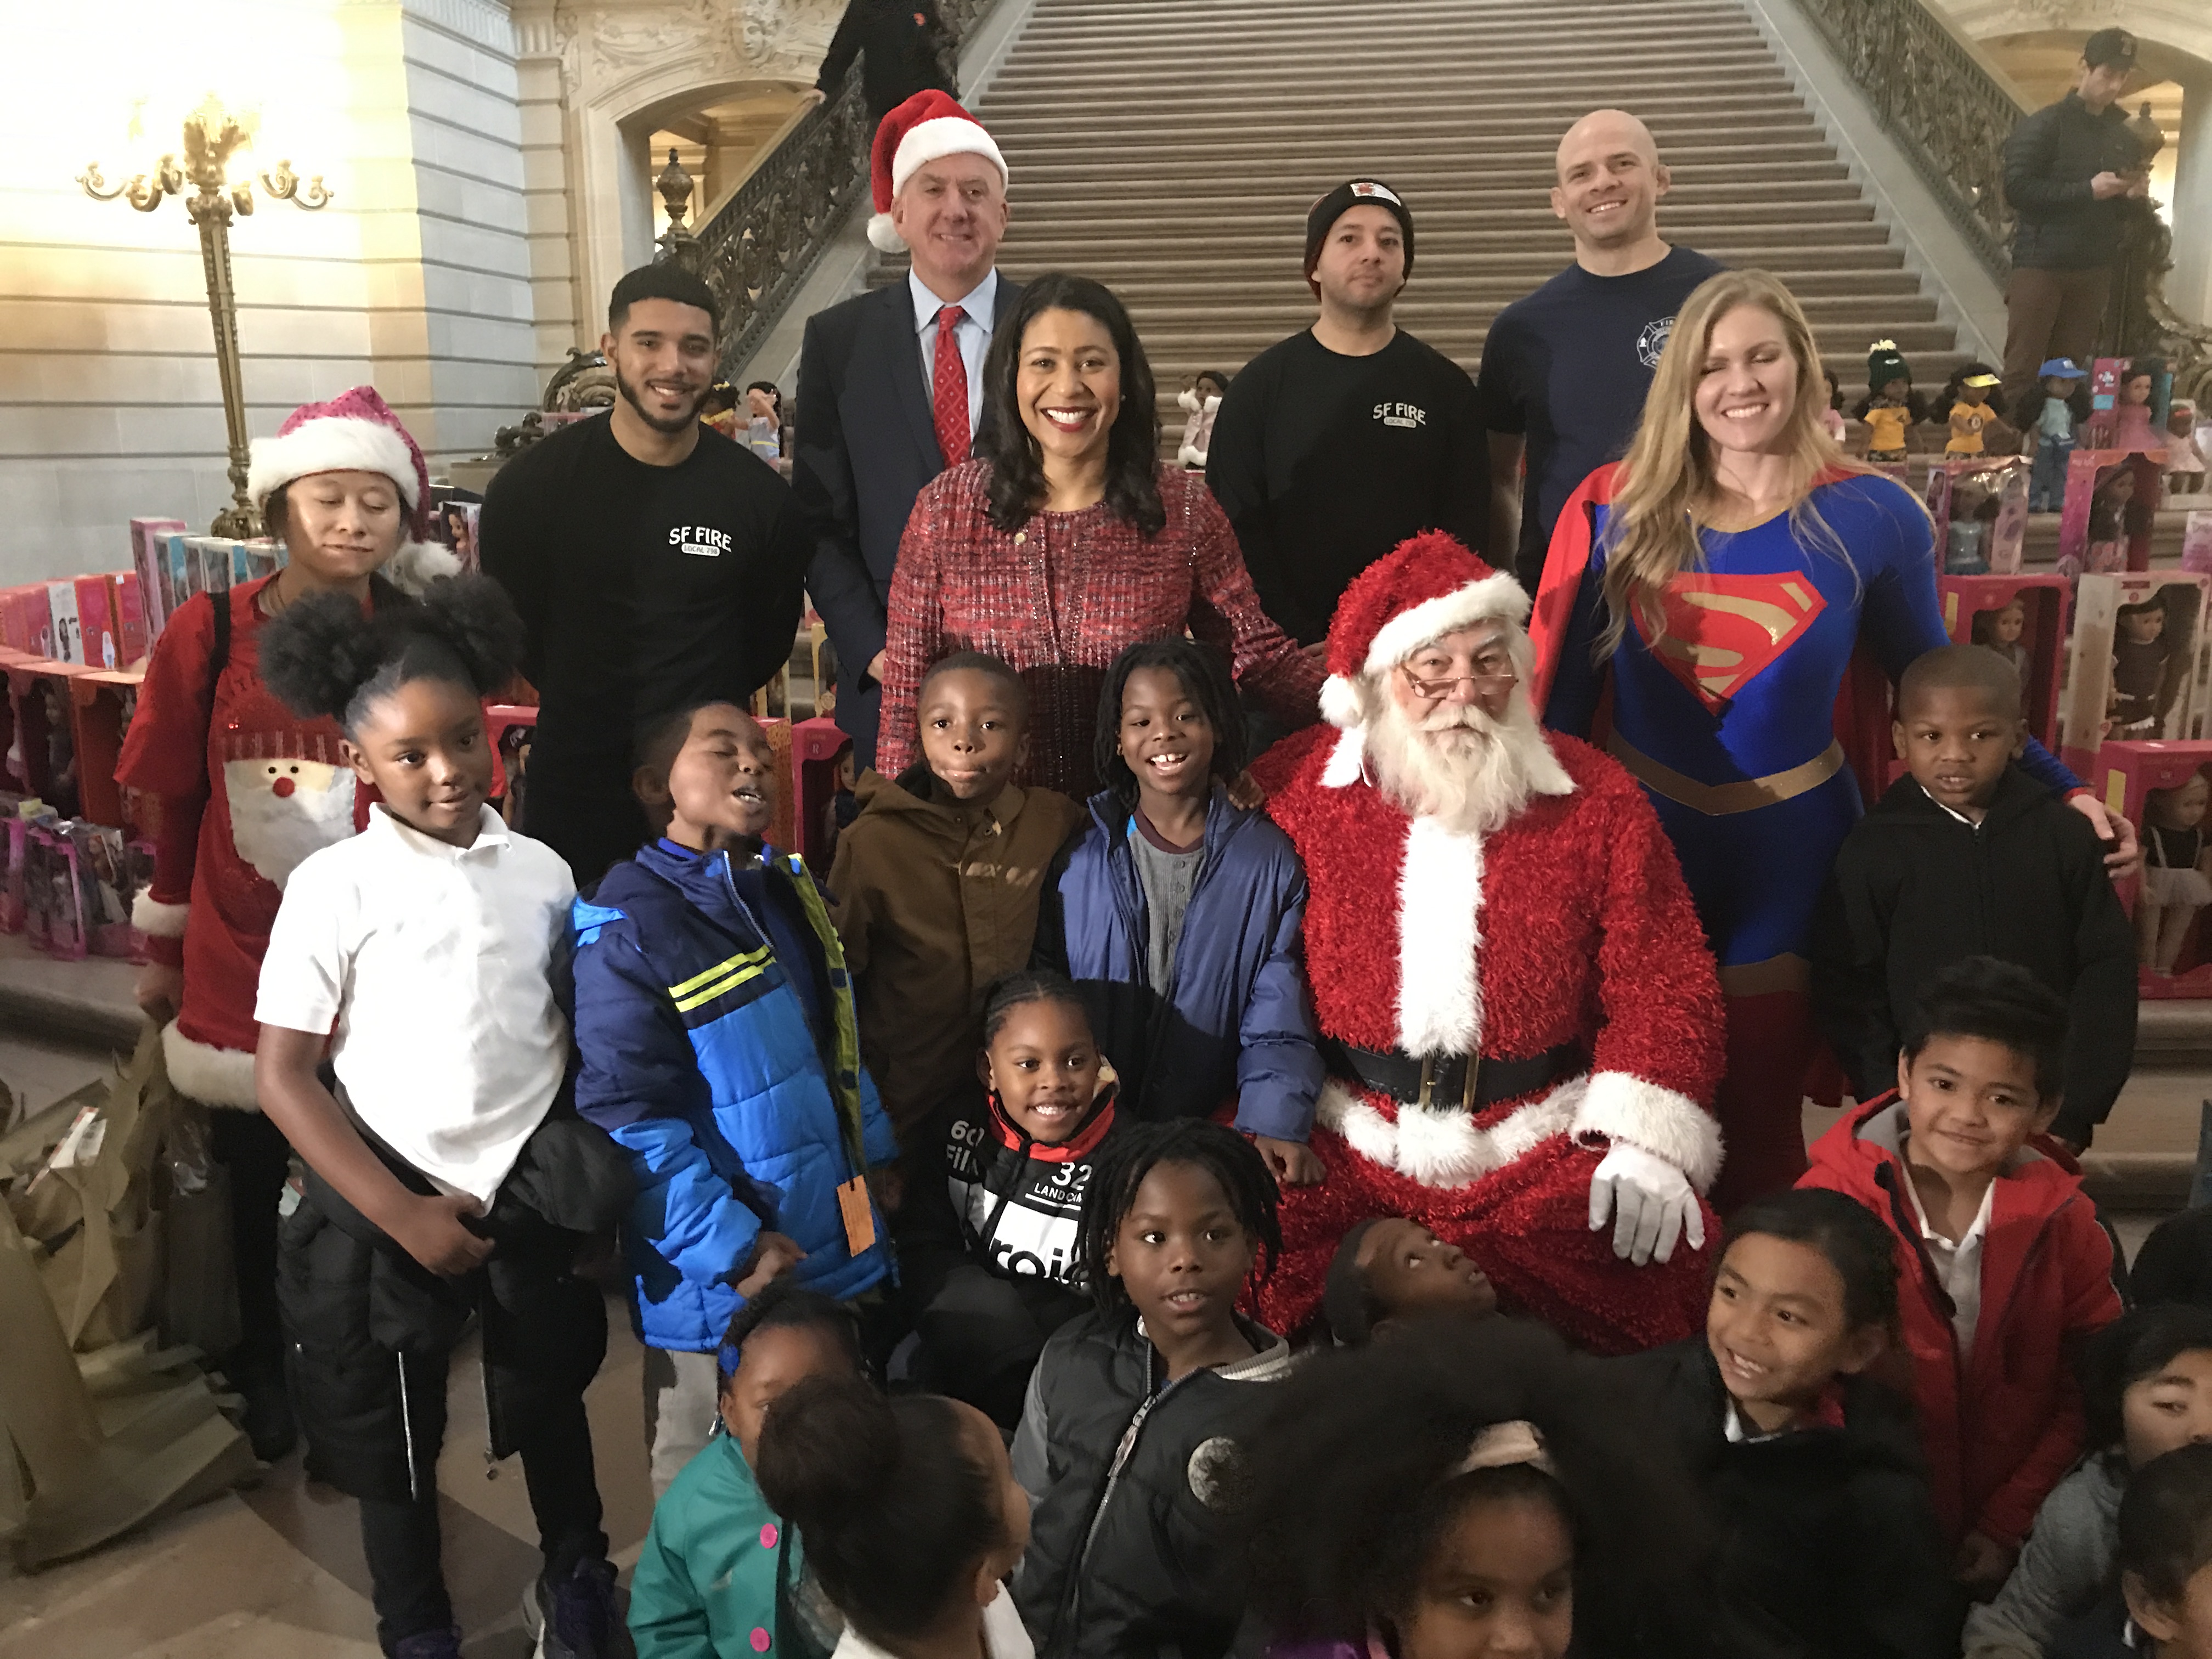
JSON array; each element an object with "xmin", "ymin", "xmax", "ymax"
[{"xmin": 0, "ymin": 0, "xmax": 537, "ymax": 585}]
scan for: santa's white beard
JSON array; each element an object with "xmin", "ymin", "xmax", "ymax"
[{"xmin": 1366, "ymin": 690, "xmax": 1560, "ymax": 836}]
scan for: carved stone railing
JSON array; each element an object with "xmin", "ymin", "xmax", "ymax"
[
  {"xmin": 1790, "ymin": 0, "xmax": 2019, "ymax": 275},
  {"xmin": 1786, "ymin": 0, "xmax": 2209, "ymax": 406},
  {"xmin": 665, "ymin": 0, "xmax": 1005, "ymax": 373}
]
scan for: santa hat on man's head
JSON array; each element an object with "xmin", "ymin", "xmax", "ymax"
[
  {"xmin": 1318, "ymin": 531, "xmax": 1531, "ymax": 730},
  {"xmin": 866, "ymin": 89, "xmax": 1008, "ymax": 253}
]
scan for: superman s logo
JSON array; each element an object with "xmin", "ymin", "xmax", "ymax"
[{"xmin": 1633, "ymin": 574, "xmax": 1827, "ymax": 712}]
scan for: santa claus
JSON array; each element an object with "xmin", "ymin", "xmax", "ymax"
[{"xmin": 1250, "ymin": 532, "xmax": 1726, "ymax": 1353}]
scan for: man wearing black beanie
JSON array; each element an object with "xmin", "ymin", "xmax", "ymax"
[{"xmin": 1207, "ymin": 179, "xmax": 1487, "ymax": 652}]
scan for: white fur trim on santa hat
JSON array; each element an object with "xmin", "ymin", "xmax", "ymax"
[
  {"xmin": 891, "ymin": 114, "xmax": 1007, "ymax": 197},
  {"xmin": 1319, "ymin": 673, "xmax": 1364, "ymax": 731},
  {"xmin": 248, "ymin": 416, "xmax": 423, "ymax": 510},
  {"xmin": 382, "ymin": 539, "xmax": 462, "ymax": 596},
  {"xmin": 1317, "ymin": 1075, "xmax": 1581, "ymax": 1189},
  {"xmin": 1571, "ymin": 1070, "xmax": 1724, "ymax": 1194},
  {"xmin": 133, "ymin": 891, "xmax": 190, "ymax": 939},
  {"xmin": 1397, "ymin": 815, "xmax": 1484, "ymax": 1057},
  {"xmin": 1362, "ymin": 569, "xmax": 1530, "ymax": 678},
  {"xmin": 867, "ymin": 212, "xmax": 906, "ymax": 253},
  {"xmin": 162, "ymin": 1021, "xmax": 262, "ymax": 1111}
]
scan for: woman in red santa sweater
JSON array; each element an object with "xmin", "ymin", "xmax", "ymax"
[
  {"xmin": 1249, "ymin": 532, "xmax": 1726, "ymax": 1354},
  {"xmin": 117, "ymin": 387, "xmax": 459, "ymax": 1457}
]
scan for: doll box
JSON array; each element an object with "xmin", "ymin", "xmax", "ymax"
[
  {"xmin": 2089, "ymin": 739, "xmax": 2212, "ymax": 997},
  {"xmin": 128, "ymin": 518, "xmax": 184, "ymax": 639},
  {"xmin": 1926, "ymin": 458, "xmax": 2030, "ymax": 574},
  {"xmin": 1938, "ymin": 575, "xmax": 2068, "ymax": 748},
  {"xmin": 2057, "ymin": 449, "xmax": 2167, "ymax": 575},
  {"xmin": 2061, "ymin": 572, "xmax": 2212, "ymax": 776}
]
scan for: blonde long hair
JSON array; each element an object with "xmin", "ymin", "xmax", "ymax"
[{"xmin": 1597, "ymin": 269, "xmax": 1884, "ymax": 657}]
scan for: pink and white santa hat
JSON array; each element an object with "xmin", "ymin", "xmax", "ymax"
[
  {"xmin": 865, "ymin": 89, "xmax": 1008, "ymax": 253},
  {"xmin": 244, "ymin": 386, "xmax": 458, "ymax": 593}
]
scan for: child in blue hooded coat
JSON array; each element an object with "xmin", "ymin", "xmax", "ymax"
[
  {"xmin": 573, "ymin": 701, "xmax": 898, "ymax": 1497},
  {"xmin": 1036, "ymin": 638, "xmax": 1324, "ymax": 1189}
]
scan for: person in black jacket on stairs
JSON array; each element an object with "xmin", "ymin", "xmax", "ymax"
[
  {"xmin": 1613, "ymin": 1189, "xmax": 1961, "ymax": 1659},
  {"xmin": 1812, "ymin": 645, "xmax": 2135, "ymax": 1148},
  {"xmin": 806, "ymin": 0, "xmax": 957, "ymax": 128}
]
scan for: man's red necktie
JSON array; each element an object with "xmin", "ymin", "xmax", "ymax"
[{"xmin": 932, "ymin": 304, "xmax": 969, "ymax": 466}]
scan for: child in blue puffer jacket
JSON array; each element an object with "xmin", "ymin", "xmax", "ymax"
[
  {"xmin": 1036, "ymin": 638, "xmax": 1324, "ymax": 1188},
  {"xmin": 573, "ymin": 701, "xmax": 898, "ymax": 1497}
]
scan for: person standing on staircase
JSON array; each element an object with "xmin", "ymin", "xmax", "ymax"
[
  {"xmin": 1205, "ymin": 179, "xmax": 1489, "ymax": 658},
  {"xmin": 1996, "ymin": 28, "xmax": 2147, "ymax": 415},
  {"xmin": 1480, "ymin": 110, "xmax": 1723, "ymax": 593},
  {"xmin": 804, "ymin": 0, "xmax": 958, "ymax": 131},
  {"xmin": 795, "ymin": 91, "xmax": 1023, "ymax": 772}
]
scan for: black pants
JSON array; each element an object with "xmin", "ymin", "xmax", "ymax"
[
  {"xmin": 210, "ymin": 1108, "xmax": 292, "ymax": 1378},
  {"xmin": 280, "ymin": 1174, "xmax": 610, "ymax": 1652},
  {"xmin": 916, "ymin": 1265, "xmax": 1084, "ymax": 1429},
  {"xmin": 357, "ymin": 1370, "xmax": 604, "ymax": 1651},
  {"xmin": 523, "ymin": 770, "xmax": 648, "ymax": 893}
]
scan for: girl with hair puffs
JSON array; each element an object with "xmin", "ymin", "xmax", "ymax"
[
  {"xmin": 1240, "ymin": 1317, "xmax": 1711, "ymax": 1659},
  {"xmin": 253, "ymin": 575, "xmax": 629, "ymax": 1659}
]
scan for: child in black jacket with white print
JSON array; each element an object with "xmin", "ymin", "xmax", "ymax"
[{"xmin": 896, "ymin": 969, "xmax": 1126, "ymax": 1428}]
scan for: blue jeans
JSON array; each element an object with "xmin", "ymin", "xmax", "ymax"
[{"xmin": 2031, "ymin": 435, "xmax": 2074, "ymax": 512}]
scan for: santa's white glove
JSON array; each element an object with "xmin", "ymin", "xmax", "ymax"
[{"xmin": 1587, "ymin": 1141, "xmax": 1703, "ymax": 1265}]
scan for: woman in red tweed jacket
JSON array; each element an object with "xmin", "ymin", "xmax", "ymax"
[{"xmin": 876, "ymin": 274, "xmax": 1323, "ymax": 795}]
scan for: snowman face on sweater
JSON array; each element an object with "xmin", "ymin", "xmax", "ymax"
[{"xmin": 224, "ymin": 757, "xmax": 357, "ymax": 888}]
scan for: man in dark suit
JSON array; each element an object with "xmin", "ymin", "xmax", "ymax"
[{"xmin": 794, "ymin": 92, "xmax": 1017, "ymax": 769}]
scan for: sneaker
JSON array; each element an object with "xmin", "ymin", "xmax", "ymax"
[
  {"xmin": 523, "ymin": 1558, "xmax": 631, "ymax": 1659},
  {"xmin": 237, "ymin": 1367, "xmax": 298, "ymax": 1464},
  {"xmin": 389, "ymin": 1628, "xmax": 462, "ymax": 1659}
]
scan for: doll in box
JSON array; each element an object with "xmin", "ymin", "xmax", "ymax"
[
  {"xmin": 2169, "ymin": 400, "xmax": 2205, "ymax": 495},
  {"xmin": 1945, "ymin": 479, "xmax": 1999, "ymax": 573},
  {"xmin": 1972, "ymin": 597, "xmax": 2032, "ymax": 679},
  {"xmin": 2113, "ymin": 595, "xmax": 2177, "ymax": 736},
  {"xmin": 1852, "ymin": 340, "xmax": 1923, "ymax": 462},
  {"xmin": 2087, "ymin": 467, "xmax": 2138, "ymax": 574},
  {"xmin": 1946, "ymin": 371, "xmax": 2002, "ymax": 456},
  {"xmin": 2023, "ymin": 358, "xmax": 2091, "ymax": 511},
  {"xmin": 39, "ymin": 682, "xmax": 78, "ymax": 820},
  {"xmin": 2139, "ymin": 769, "xmax": 2212, "ymax": 974}
]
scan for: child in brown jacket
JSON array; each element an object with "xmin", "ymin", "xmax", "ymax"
[{"xmin": 829, "ymin": 651, "xmax": 1085, "ymax": 1146}]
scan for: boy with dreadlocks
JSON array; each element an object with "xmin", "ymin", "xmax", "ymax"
[{"xmin": 1010, "ymin": 1118, "xmax": 1291, "ymax": 1659}]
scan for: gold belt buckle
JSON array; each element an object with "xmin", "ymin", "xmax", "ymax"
[{"xmin": 1417, "ymin": 1055, "xmax": 1482, "ymax": 1110}]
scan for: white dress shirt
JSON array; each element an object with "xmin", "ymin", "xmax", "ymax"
[
  {"xmin": 1903, "ymin": 1151, "xmax": 1997, "ymax": 1361},
  {"xmin": 910, "ymin": 267, "xmax": 998, "ymax": 440},
  {"xmin": 256, "ymin": 804, "xmax": 575, "ymax": 1203}
]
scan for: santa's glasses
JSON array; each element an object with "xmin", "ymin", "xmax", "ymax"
[{"xmin": 1400, "ymin": 661, "xmax": 1517, "ymax": 699}]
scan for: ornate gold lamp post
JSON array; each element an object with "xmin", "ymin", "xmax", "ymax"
[{"xmin": 79, "ymin": 94, "xmax": 330, "ymax": 537}]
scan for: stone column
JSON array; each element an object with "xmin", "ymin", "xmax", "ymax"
[{"xmin": 2170, "ymin": 70, "xmax": 2211, "ymax": 326}]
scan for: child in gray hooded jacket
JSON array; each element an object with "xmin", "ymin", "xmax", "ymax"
[{"xmin": 1965, "ymin": 1304, "xmax": 2212, "ymax": 1659}]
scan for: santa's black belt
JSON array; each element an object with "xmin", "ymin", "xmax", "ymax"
[{"xmin": 1333, "ymin": 1042, "xmax": 1580, "ymax": 1111}]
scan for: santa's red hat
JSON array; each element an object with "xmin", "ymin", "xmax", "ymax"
[
  {"xmin": 247, "ymin": 386, "xmax": 434, "ymax": 538},
  {"xmin": 1319, "ymin": 531, "xmax": 1531, "ymax": 729},
  {"xmin": 866, "ymin": 89, "xmax": 1007, "ymax": 254}
]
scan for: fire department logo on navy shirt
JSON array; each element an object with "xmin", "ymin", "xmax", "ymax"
[{"xmin": 1636, "ymin": 316, "xmax": 1677, "ymax": 369}]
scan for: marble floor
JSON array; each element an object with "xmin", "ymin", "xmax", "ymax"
[{"xmin": 0, "ymin": 1300, "xmax": 657, "ymax": 1659}]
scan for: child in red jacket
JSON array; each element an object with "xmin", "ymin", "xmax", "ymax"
[{"xmin": 1799, "ymin": 956, "xmax": 2121, "ymax": 1598}]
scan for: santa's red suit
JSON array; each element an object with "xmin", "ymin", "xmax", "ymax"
[{"xmin": 1249, "ymin": 534, "xmax": 1727, "ymax": 1354}]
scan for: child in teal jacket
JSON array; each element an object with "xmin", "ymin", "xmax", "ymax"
[{"xmin": 629, "ymin": 1283, "xmax": 864, "ymax": 1659}]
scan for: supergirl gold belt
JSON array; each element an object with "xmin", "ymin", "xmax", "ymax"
[{"xmin": 1606, "ymin": 733, "xmax": 1846, "ymax": 817}]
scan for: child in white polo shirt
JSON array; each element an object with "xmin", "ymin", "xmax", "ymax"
[{"xmin": 253, "ymin": 574, "xmax": 628, "ymax": 1659}]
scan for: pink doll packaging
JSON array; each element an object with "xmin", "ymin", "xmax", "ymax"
[
  {"xmin": 2091, "ymin": 740, "xmax": 2212, "ymax": 996},
  {"xmin": 2057, "ymin": 449, "xmax": 2168, "ymax": 577},
  {"xmin": 2061, "ymin": 572, "xmax": 2212, "ymax": 776}
]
